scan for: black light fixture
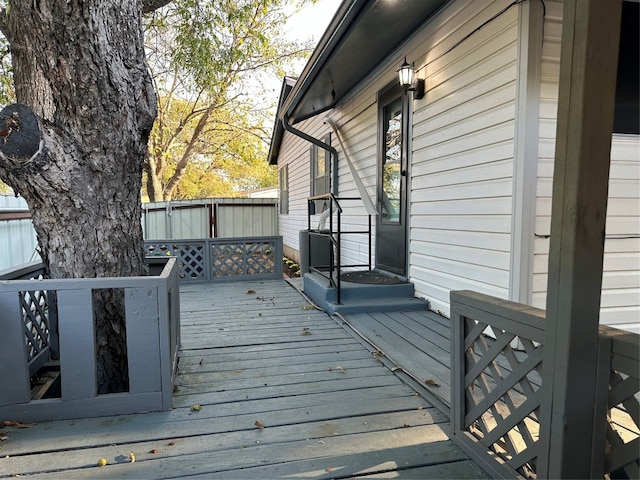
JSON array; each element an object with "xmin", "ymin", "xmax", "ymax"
[{"xmin": 397, "ymin": 57, "xmax": 425, "ymax": 100}]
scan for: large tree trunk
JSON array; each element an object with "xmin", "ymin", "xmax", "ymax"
[{"xmin": 0, "ymin": 1, "xmax": 157, "ymax": 393}]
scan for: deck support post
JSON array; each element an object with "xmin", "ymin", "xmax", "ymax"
[{"xmin": 538, "ymin": 0, "xmax": 622, "ymax": 478}]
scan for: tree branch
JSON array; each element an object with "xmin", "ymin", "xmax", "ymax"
[
  {"xmin": 142, "ymin": 0, "xmax": 174, "ymax": 14},
  {"xmin": 0, "ymin": 7, "xmax": 8, "ymax": 38}
]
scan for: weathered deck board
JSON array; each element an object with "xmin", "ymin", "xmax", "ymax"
[
  {"xmin": 0, "ymin": 279, "xmax": 487, "ymax": 479},
  {"xmin": 341, "ymin": 309, "xmax": 453, "ymax": 406}
]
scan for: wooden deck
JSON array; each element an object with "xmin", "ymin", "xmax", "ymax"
[
  {"xmin": 0, "ymin": 279, "xmax": 487, "ymax": 479},
  {"xmin": 339, "ymin": 310, "xmax": 453, "ymax": 410}
]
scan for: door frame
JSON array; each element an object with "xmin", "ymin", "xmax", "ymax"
[{"xmin": 375, "ymin": 82, "xmax": 411, "ymax": 277}]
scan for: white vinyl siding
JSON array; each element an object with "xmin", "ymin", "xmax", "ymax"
[
  {"xmin": 532, "ymin": 0, "xmax": 640, "ymax": 332},
  {"xmin": 276, "ymin": 115, "xmax": 330, "ymax": 262},
  {"xmin": 409, "ymin": 0, "xmax": 520, "ymax": 315}
]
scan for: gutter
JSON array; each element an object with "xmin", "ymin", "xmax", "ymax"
[{"xmin": 278, "ymin": 0, "xmax": 368, "ymax": 124}]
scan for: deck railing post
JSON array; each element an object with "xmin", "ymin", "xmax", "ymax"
[
  {"xmin": 47, "ymin": 290, "xmax": 60, "ymax": 359},
  {"xmin": 450, "ymin": 299, "xmax": 464, "ymax": 437},
  {"xmin": 590, "ymin": 332, "xmax": 612, "ymax": 478},
  {"xmin": 0, "ymin": 291, "xmax": 31, "ymax": 406},
  {"xmin": 538, "ymin": 1, "xmax": 622, "ymax": 476},
  {"xmin": 336, "ymin": 201, "xmax": 341, "ymax": 304}
]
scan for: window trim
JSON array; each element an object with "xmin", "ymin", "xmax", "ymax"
[{"xmin": 279, "ymin": 165, "xmax": 289, "ymax": 215}]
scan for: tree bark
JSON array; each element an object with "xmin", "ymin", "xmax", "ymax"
[{"xmin": 0, "ymin": 1, "xmax": 157, "ymax": 393}]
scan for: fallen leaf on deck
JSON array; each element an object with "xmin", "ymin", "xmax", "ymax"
[
  {"xmin": 97, "ymin": 458, "xmax": 108, "ymax": 467},
  {"xmin": 424, "ymin": 379, "xmax": 440, "ymax": 387},
  {"xmin": 246, "ymin": 289, "xmax": 256, "ymax": 294},
  {"xmin": 335, "ymin": 365, "xmax": 346, "ymax": 373},
  {"xmin": 167, "ymin": 441, "xmax": 175, "ymax": 446},
  {"xmin": 129, "ymin": 451, "xmax": 136, "ymax": 463},
  {"xmin": 1, "ymin": 421, "xmax": 34, "ymax": 428},
  {"xmin": 254, "ymin": 420, "xmax": 265, "ymax": 430},
  {"xmin": 301, "ymin": 305, "xmax": 315, "ymax": 310},
  {"xmin": 149, "ymin": 449, "xmax": 158, "ymax": 454},
  {"xmin": 300, "ymin": 328, "xmax": 312, "ymax": 336},
  {"xmin": 403, "ymin": 423, "xmax": 411, "ymax": 428},
  {"xmin": 326, "ymin": 467, "xmax": 334, "ymax": 472},
  {"xmin": 191, "ymin": 404, "xmax": 201, "ymax": 411},
  {"xmin": 199, "ymin": 358, "xmax": 203, "ymax": 365}
]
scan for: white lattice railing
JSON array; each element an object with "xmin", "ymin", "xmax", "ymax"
[
  {"xmin": 144, "ymin": 236, "xmax": 283, "ymax": 282},
  {"xmin": 451, "ymin": 290, "xmax": 640, "ymax": 479}
]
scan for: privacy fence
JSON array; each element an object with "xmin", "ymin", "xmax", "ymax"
[
  {"xmin": 142, "ymin": 198, "xmax": 277, "ymax": 240},
  {"xmin": 0, "ymin": 196, "xmax": 278, "ymax": 271}
]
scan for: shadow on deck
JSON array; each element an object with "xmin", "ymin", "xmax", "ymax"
[{"xmin": 0, "ymin": 280, "xmax": 485, "ymax": 479}]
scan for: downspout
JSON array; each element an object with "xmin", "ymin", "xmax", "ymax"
[{"xmin": 282, "ymin": 115, "xmax": 338, "ymax": 230}]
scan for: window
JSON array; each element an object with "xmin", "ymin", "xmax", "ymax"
[
  {"xmin": 379, "ymin": 86, "xmax": 407, "ymax": 224},
  {"xmin": 310, "ymin": 134, "xmax": 331, "ymax": 198},
  {"xmin": 279, "ymin": 165, "xmax": 288, "ymax": 215},
  {"xmin": 614, "ymin": 1, "xmax": 639, "ymax": 134}
]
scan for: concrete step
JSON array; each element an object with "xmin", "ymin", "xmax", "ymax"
[{"xmin": 303, "ymin": 271, "xmax": 429, "ymax": 315}]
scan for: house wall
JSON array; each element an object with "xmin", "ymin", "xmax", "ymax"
[
  {"xmin": 408, "ymin": 0, "xmax": 520, "ymax": 314},
  {"xmin": 277, "ymin": 0, "xmax": 639, "ymax": 330},
  {"xmin": 532, "ymin": 0, "xmax": 640, "ymax": 333},
  {"xmin": 277, "ymin": 115, "xmax": 329, "ymax": 262},
  {"xmin": 277, "ymin": 0, "xmax": 522, "ymax": 310},
  {"xmin": 333, "ymin": 0, "xmax": 522, "ymax": 315}
]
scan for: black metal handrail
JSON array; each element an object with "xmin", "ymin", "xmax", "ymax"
[{"xmin": 306, "ymin": 193, "xmax": 372, "ymax": 304}]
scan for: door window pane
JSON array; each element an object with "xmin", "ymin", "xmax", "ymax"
[{"xmin": 382, "ymin": 97, "xmax": 402, "ymax": 223}]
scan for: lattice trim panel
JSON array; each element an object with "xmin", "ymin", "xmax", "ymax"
[
  {"xmin": 461, "ymin": 318, "xmax": 543, "ymax": 478},
  {"xmin": 21, "ymin": 289, "xmax": 50, "ymax": 365},
  {"xmin": 145, "ymin": 237, "xmax": 283, "ymax": 282},
  {"xmin": 211, "ymin": 241, "xmax": 276, "ymax": 277},
  {"xmin": 145, "ymin": 242, "xmax": 206, "ymax": 280}
]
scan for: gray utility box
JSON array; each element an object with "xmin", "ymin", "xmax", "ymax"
[{"xmin": 299, "ymin": 229, "xmax": 332, "ymax": 274}]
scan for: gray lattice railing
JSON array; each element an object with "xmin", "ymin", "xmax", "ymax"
[
  {"xmin": 594, "ymin": 326, "xmax": 640, "ymax": 479},
  {"xmin": 144, "ymin": 236, "xmax": 283, "ymax": 282},
  {"xmin": 451, "ymin": 290, "xmax": 545, "ymax": 479},
  {"xmin": 0, "ymin": 257, "xmax": 180, "ymax": 422},
  {"xmin": 0, "ymin": 262, "xmax": 57, "ymax": 376},
  {"xmin": 451, "ymin": 291, "xmax": 640, "ymax": 479}
]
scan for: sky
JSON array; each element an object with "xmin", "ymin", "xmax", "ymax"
[
  {"xmin": 277, "ymin": 0, "xmax": 342, "ymax": 80},
  {"xmin": 259, "ymin": 0, "xmax": 342, "ymax": 117},
  {"xmin": 285, "ymin": 0, "xmax": 342, "ymax": 45}
]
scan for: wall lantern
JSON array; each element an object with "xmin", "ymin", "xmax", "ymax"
[{"xmin": 397, "ymin": 57, "xmax": 425, "ymax": 100}]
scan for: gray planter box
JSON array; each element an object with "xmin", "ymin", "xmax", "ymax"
[{"xmin": 0, "ymin": 257, "xmax": 180, "ymax": 422}]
